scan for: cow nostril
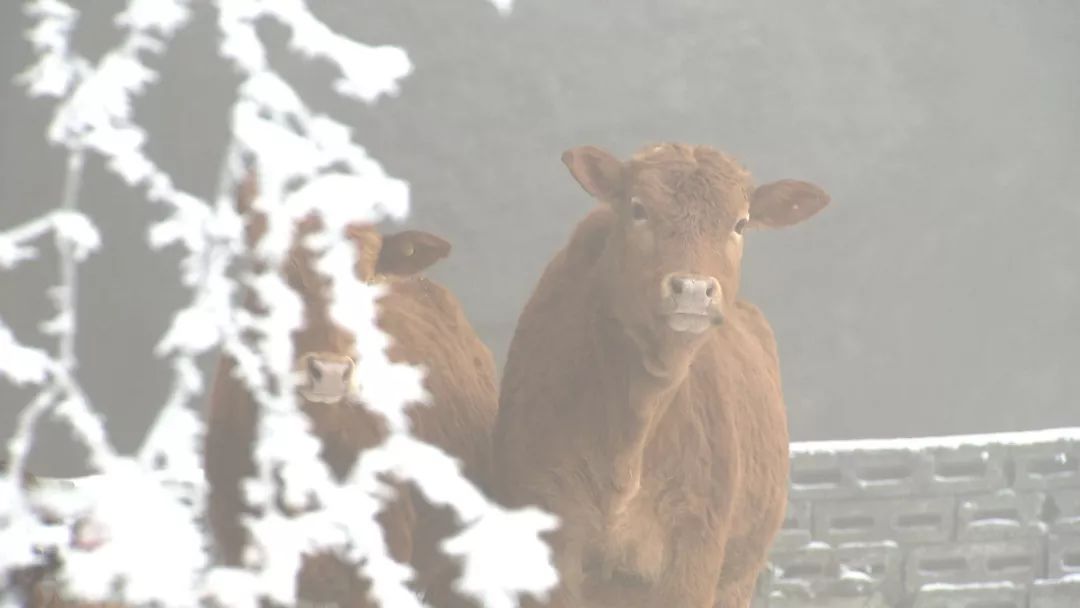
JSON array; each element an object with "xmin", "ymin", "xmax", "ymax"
[
  {"xmin": 670, "ymin": 277, "xmax": 684, "ymax": 295},
  {"xmin": 705, "ymin": 284, "xmax": 716, "ymax": 299},
  {"xmin": 307, "ymin": 357, "xmax": 322, "ymax": 382}
]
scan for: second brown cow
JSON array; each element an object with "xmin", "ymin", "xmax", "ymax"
[
  {"xmin": 204, "ymin": 170, "xmax": 498, "ymax": 607},
  {"xmin": 493, "ymin": 143, "xmax": 830, "ymax": 607}
]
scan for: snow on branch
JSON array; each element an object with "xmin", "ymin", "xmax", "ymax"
[{"xmin": 1, "ymin": 1, "xmax": 555, "ymax": 608}]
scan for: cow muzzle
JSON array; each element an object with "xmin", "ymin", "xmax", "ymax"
[
  {"xmin": 659, "ymin": 273, "xmax": 724, "ymax": 334},
  {"xmin": 295, "ymin": 352, "xmax": 356, "ymax": 404}
]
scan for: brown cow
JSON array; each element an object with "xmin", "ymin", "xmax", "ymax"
[
  {"xmin": 492, "ymin": 143, "xmax": 830, "ymax": 607},
  {"xmin": 204, "ymin": 169, "xmax": 499, "ymax": 607}
]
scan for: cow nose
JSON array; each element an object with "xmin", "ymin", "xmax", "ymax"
[
  {"xmin": 663, "ymin": 273, "xmax": 720, "ymax": 312},
  {"xmin": 296, "ymin": 352, "xmax": 355, "ymax": 404}
]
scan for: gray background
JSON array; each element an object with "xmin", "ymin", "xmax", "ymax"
[{"xmin": 1, "ymin": 0, "xmax": 1077, "ymax": 476}]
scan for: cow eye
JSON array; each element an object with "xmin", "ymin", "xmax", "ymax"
[
  {"xmin": 733, "ymin": 217, "xmax": 749, "ymax": 235},
  {"xmin": 630, "ymin": 198, "xmax": 648, "ymax": 222}
]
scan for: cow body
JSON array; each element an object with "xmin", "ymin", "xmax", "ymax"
[
  {"xmin": 493, "ymin": 143, "xmax": 830, "ymax": 607},
  {"xmin": 204, "ymin": 171, "xmax": 497, "ymax": 607}
]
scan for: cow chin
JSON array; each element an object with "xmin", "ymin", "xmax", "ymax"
[
  {"xmin": 665, "ymin": 312, "xmax": 718, "ymax": 335},
  {"xmin": 620, "ymin": 317, "xmax": 714, "ymax": 381},
  {"xmin": 298, "ymin": 390, "xmax": 347, "ymax": 405}
]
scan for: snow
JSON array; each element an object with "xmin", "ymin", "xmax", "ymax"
[
  {"xmin": 49, "ymin": 462, "xmax": 207, "ymax": 607},
  {"xmin": 792, "ymin": 426, "xmax": 1080, "ymax": 455},
  {"xmin": 0, "ymin": 325, "xmax": 52, "ymax": 386},
  {"xmin": 264, "ymin": 1, "xmax": 413, "ymax": 103},
  {"xmin": 25, "ymin": 473, "xmax": 107, "ymax": 521},
  {"xmin": 0, "ymin": 236, "xmax": 38, "ymax": 269},
  {"xmin": 49, "ymin": 210, "xmax": 100, "ymax": 259},
  {"xmin": 18, "ymin": 0, "xmax": 84, "ymax": 99},
  {"xmin": 919, "ymin": 580, "xmax": 1021, "ymax": 592},
  {"xmin": 442, "ymin": 507, "xmax": 561, "ymax": 608},
  {"xmin": 488, "ymin": 0, "xmax": 515, "ymax": 16},
  {"xmin": 114, "ymin": 0, "xmax": 190, "ymax": 35}
]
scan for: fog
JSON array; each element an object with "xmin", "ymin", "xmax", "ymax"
[{"xmin": 1, "ymin": 0, "xmax": 1077, "ymax": 476}]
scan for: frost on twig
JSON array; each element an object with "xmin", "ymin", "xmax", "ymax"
[{"xmin": 1, "ymin": 1, "xmax": 556, "ymax": 607}]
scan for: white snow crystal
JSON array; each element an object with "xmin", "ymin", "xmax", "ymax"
[
  {"xmin": 54, "ymin": 462, "xmax": 206, "ymax": 607},
  {"xmin": 792, "ymin": 427, "xmax": 1080, "ymax": 454},
  {"xmin": 157, "ymin": 302, "xmax": 222, "ymax": 356},
  {"xmin": 51, "ymin": 210, "xmax": 101, "ymax": 261},
  {"xmin": 0, "ymin": 324, "xmax": 52, "ymax": 386},
  {"xmin": 0, "ymin": 236, "xmax": 38, "ymax": 269},
  {"xmin": 114, "ymin": 0, "xmax": 190, "ymax": 36},
  {"xmin": 488, "ymin": 0, "xmax": 515, "ymax": 16}
]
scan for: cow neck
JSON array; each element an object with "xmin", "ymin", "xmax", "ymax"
[{"xmin": 589, "ymin": 299, "xmax": 688, "ymax": 513}]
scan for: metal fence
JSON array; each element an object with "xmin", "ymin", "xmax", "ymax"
[{"xmin": 754, "ymin": 428, "xmax": 1080, "ymax": 607}]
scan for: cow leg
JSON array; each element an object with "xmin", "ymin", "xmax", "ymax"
[
  {"xmin": 294, "ymin": 486, "xmax": 415, "ymax": 608},
  {"xmin": 204, "ymin": 358, "xmax": 259, "ymax": 567},
  {"xmin": 412, "ymin": 505, "xmax": 484, "ymax": 608},
  {"xmin": 653, "ymin": 531, "xmax": 724, "ymax": 608},
  {"xmin": 713, "ymin": 575, "xmax": 757, "ymax": 608},
  {"xmin": 519, "ymin": 586, "xmax": 575, "ymax": 608},
  {"xmin": 377, "ymin": 484, "xmax": 417, "ymax": 568},
  {"xmin": 298, "ymin": 553, "xmax": 373, "ymax": 608}
]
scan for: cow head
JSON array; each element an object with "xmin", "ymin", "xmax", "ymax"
[
  {"xmin": 562, "ymin": 143, "xmax": 829, "ymax": 373},
  {"xmin": 235, "ymin": 170, "xmax": 451, "ymax": 406},
  {"xmin": 288, "ymin": 225, "xmax": 448, "ymax": 406}
]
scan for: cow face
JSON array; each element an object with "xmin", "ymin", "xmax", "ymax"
[
  {"xmin": 286, "ymin": 227, "xmax": 451, "ymax": 405},
  {"xmin": 235, "ymin": 169, "xmax": 451, "ymax": 405},
  {"xmin": 562, "ymin": 143, "xmax": 829, "ymax": 367}
]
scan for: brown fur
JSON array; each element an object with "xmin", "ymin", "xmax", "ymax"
[
  {"xmin": 492, "ymin": 143, "xmax": 830, "ymax": 607},
  {"xmin": 22, "ymin": 588, "xmax": 124, "ymax": 608},
  {"xmin": 21, "ymin": 584, "xmax": 125, "ymax": 608},
  {"xmin": 203, "ymin": 170, "xmax": 498, "ymax": 607}
]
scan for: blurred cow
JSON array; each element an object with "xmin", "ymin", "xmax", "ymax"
[
  {"xmin": 492, "ymin": 143, "xmax": 830, "ymax": 607},
  {"xmin": 204, "ymin": 168, "xmax": 499, "ymax": 607}
]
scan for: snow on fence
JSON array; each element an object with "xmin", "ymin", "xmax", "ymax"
[
  {"xmin": 0, "ymin": 2, "xmax": 556, "ymax": 608},
  {"xmin": 755, "ymin": 427, "xmax": 1080, "ymax": 608}
]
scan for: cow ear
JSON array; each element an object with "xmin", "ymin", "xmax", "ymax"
[
  {"xmin": 561, "ymin": 146, "xmax": 625, "ymax": 203},
  {"xmin": 749, "ymin": 179, "xmax": 830, "ymax": 229},
  {"xmin": 375, "ymin": 230, "xmax": 451, "ymax": 276}
]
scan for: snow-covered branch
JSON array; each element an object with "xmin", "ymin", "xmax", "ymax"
[{"xmin": 1, "ymin": 1, "xmax": 555, "ymax": 607}]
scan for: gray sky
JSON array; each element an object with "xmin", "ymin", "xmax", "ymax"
[{"xmin": 1, "ymin": 0, "xmax": 1078, "ymax": 475}]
